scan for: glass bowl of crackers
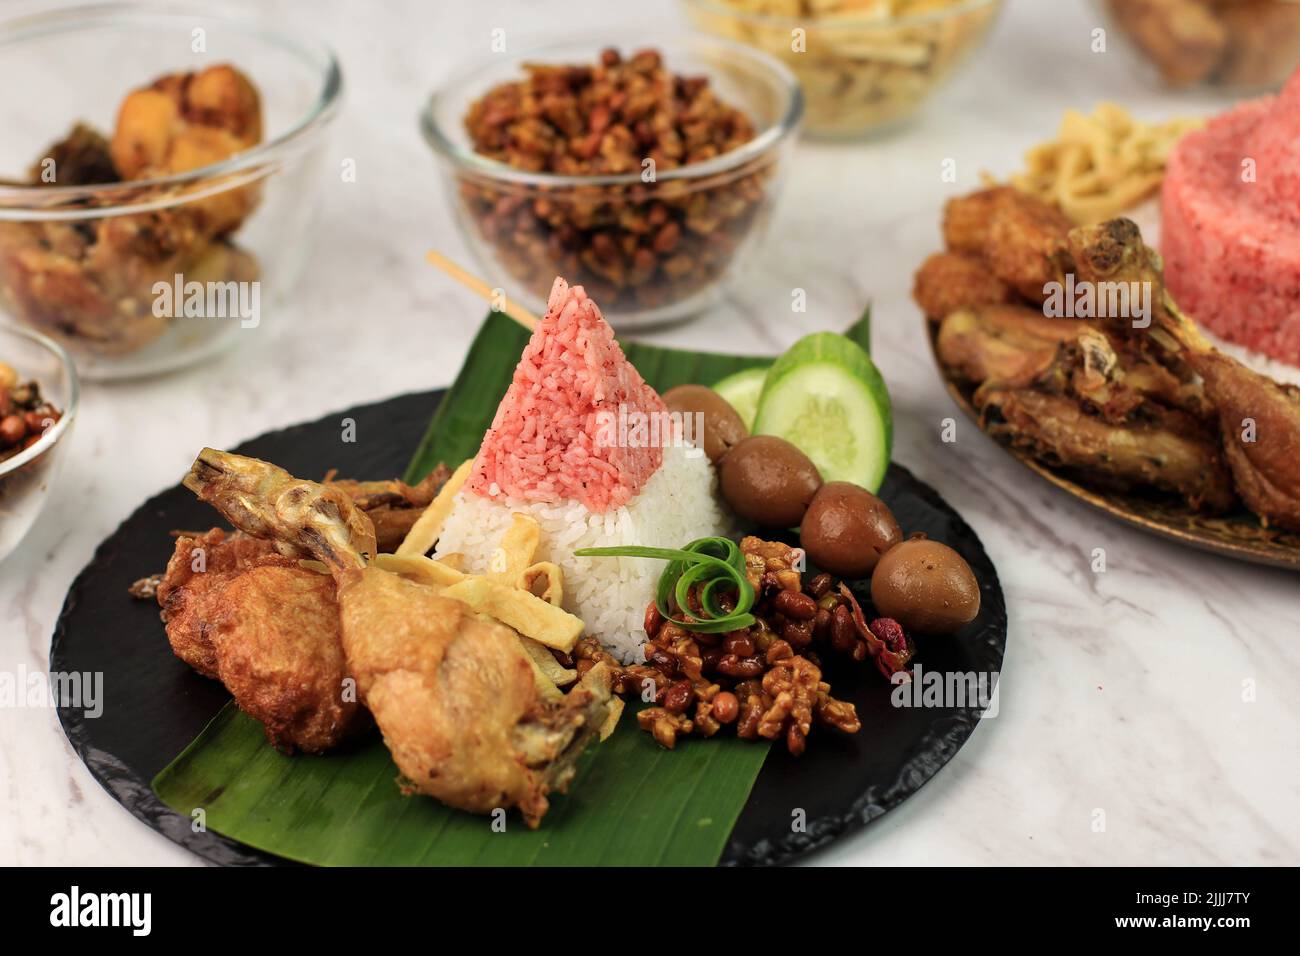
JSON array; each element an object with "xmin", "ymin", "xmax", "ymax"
[{"xmin": 682, "ymin": 0, "xmax": 1004, "ymax": 138}]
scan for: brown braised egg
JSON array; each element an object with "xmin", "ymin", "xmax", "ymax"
[
  {"xmin": 718, "ymin": 435, "xmax": 822, "ymax": 529},
  {"xmin": 661, "ymin": 384, "xmax": 748, "ymax": 463},
  {"xmin": 870, "ymin": 535, "xmax": 980, "ymax": 635},
  {"xmin": 800, "ymin": 481, "xmax": 902, "ymax": 579}
]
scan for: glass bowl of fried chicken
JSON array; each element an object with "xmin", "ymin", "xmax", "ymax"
[{"xmin": 0, "ymin": 3, "xmax": 341, "ymax": 379}]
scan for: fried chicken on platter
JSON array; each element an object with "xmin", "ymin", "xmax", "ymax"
[
  {"xmin": 1194, "ymin": 354, "xmax": 1300, "ymax": 530},
  {"xmin": 322, "ymin": 464, "xmax": 450, "ymax": 552},
  {"xmin": 939, "ymin": 185, "xmax": 1073, "ymax": 302},
  {"xmin": 1068, "ymin": 219, "xmax": 1300, "ymax": 530},
  {"xmin": 154, "ymin": 528, "xmax": 367, "ymax": 754},
  {"xmin": 183, "ymin": 448, "xmax": 613, "ymax": 827},
  {"xmin": 919, "ymin": 185, "xmax": 1300, "ymax": 529},
  {"xmin": 912, "ymin": 252, "xmax": 1012, "ymax": 321},
  {"xmin": 936, "ymin": 305, "xmax": 1090, "ymax": 387},
  {"xmin": 978, "ymin": 386, "xmax": 1237, "ymax": 511}
]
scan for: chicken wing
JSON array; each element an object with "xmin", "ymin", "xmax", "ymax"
[
  {"xmin": 978, "ymin": 385, "xmax": 1237, "ymax": 511},
  {"xmin": 936, "ymin": 305, "xmax": 1090, "ymax": 387},
  {"xmin": 983, "ymin": 190, "xmax": 1073, "ymax": 302},
  {"xmin": 323, "ymin": 464, "xmax": 450, "ymax": 553},
  {"xmin": 183, "ymin": 448, "xmax": 613, "ymax": 827},
  {"xmin": 1192, "ymin": 352, "xmax": 1300, "ymax": 531}
]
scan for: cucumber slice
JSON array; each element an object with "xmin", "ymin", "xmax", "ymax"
[
  {"xmin": 711, "ymin": 365, "xmax": 770, "ymax": 430},
  {"xmin": 752, "ymin": 332, "xmax": 892, "ymax": 492}
]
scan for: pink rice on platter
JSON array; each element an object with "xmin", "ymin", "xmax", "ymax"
[
  {"xmin": 466, "ymin": 276, "xmax": 667, "ymax": 513},
  {"xmin": 1161, "ymin": 67, "xmax": 1300, "ymax": 365}
]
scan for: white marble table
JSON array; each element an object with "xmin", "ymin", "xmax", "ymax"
[{"xmin": 2, "ymin": 0, "xmax": 1296, "ymax": 866}]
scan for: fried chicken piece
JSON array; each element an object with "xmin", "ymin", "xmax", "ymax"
[
  {"xmin": 982, "ymin": 190, "xmax": 1072, "ymax": 301},
  {"xmin": 206, "ymin": 565, "xmax": 364, "ymax": 753},
  {"xmin": 1068, "ymin": 218, "xmax": 1300, "ymax": 528},
  {"xmin": 155, "ymin": 528, "xmax": 367, "ymax": 753},
  {"xmin": 912, "ymin": 252, "xmax": 1012, "ymax": 320},
  {"xmin": 942, "ymin": 186, "xmax": 1071, "ymax": 301},
  {"xmin": 1191, "ymin": 353, "xmax": 1300, "ymax": 531},
  {"xmin": 112, "ymin": 64, "xmax": 262, "ymax": 236},
  {"xmin": 29, "ymin": 123, "xmax": 117, "ymax": 186},
  {"xmin": 937, "ymin": 305, "xmax": 1091, "ymax": 387},
  {"xmin": 942, "ymin": 185, "xmax": 1020, "ymax": 255},
  {"xmin": 1040, "ymin": 328, "xmax": 1213, "ymax": 424},
  {"xmin": 323, "ymin": 464, "xmax": 451, "ymax": 553},
  {"xmin": 157, "ymin": 528, "xmax": 291, "ymax": 677},
  {"xmin": 183, "ymin": 448, "xmax": 613, "ymax": 827},
  {"xmin": 977, "ymin": 386, "xmax": 1237, "ymax": 511}
]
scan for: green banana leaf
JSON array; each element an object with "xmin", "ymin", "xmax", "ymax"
[{"xmin": 152, "ymin": 306, "xmax": 873, "ymax": 867}]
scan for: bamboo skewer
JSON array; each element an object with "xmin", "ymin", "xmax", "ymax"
[{"xmin": 425, "ymin": 250, "xmax": 540, "ymax": 332}]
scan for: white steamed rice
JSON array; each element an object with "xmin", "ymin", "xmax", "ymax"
[{"xmin": 434, "ymin": 443, "xmax": 727, "ymax": 663}]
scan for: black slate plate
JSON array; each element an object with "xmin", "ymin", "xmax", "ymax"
[{"xmin": 51, "ymin": 390, "xmax": 1007, "ymax": 867}]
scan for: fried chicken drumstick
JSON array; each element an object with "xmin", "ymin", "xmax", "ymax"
[{"xmin": 183, "ymin": 448, "xmax": 612, "ymax": 827}]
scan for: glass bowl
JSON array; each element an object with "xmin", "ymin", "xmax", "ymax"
[
  {"xmin": 1095, "ymin": 0, "xmax": 1300, "ymax": 92},
  {"xmin": 682, "ymin": 0, "xmax": 1004, "ymax": 139},
  {"xmin": 0, "ymin": 2, "xmax": 342, "ymax": 380},
  {"xmin": 0, "ymin": 324, "xmax": 78, "ymax": 562},
  {"xmin": 421, "ymin": 34, "xmax": 802, "ymax": 329}
]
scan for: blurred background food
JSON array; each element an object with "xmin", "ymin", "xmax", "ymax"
[
  {"xmin": 0, "ymin": 5, "xmax": 340, "ymax": 379},
  {"xmin": 1009, "ymin": 103, "xmax": 1202, "ymax": 224},
  {"xmin": 422, "ymin": 36, "xmax": 801, "ymax": 328},
  {"xmin": 682, "ymin": 0, "xmax": 1004, "ymax": 137},
  {"xmin": 1102, "ymin": 0, "xmax": 1300, "ymax": 90},
  {"xmin": 1161, "ymin": 68, "xmax": 1300, "ymax": 366},
  {"xmin": 0, "ymin": 65, "xmax": 263, "ymax": 360}
]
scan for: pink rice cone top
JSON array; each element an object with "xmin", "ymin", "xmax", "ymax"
[{"xmin": 467, "ymin": 277, "xmax": 667, "ymax": 513}]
